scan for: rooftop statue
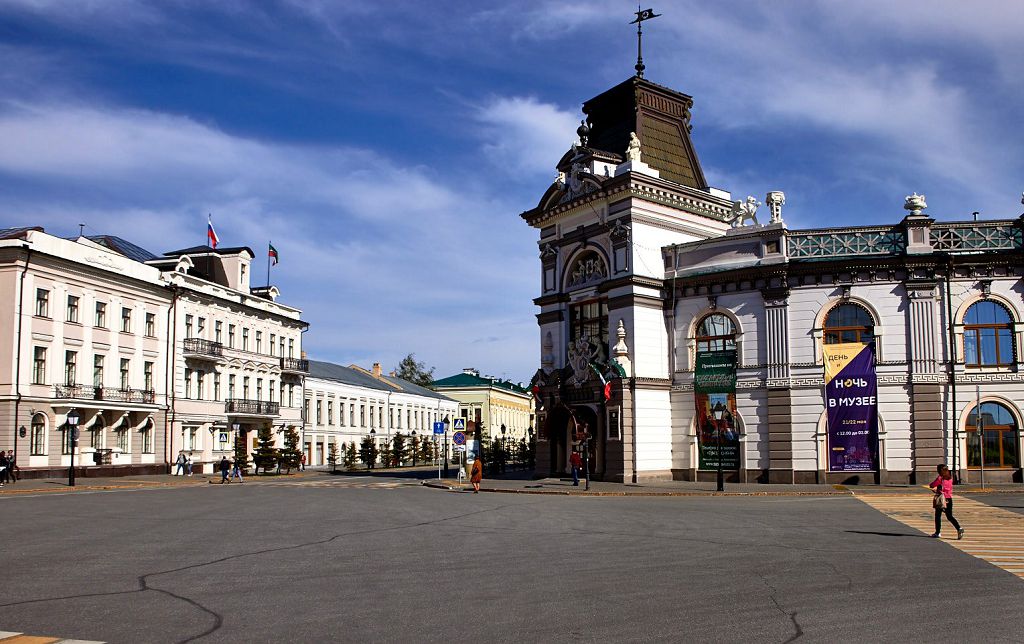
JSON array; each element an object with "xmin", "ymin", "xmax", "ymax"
[{"xmin": 625, "ymin": 132, "xmax": 642, "ymax": 162}]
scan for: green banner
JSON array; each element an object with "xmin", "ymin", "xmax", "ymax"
[{"xmin": 695, "ymin": 350, "xmax": 739, "ymax": 470}]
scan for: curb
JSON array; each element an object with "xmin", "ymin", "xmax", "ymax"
[{"xmin": 420, "ymin": 480, "xmax": 852, "ymax": 497}]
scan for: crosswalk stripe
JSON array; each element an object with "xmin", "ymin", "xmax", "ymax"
[
  {"xmin": 0, "ymin": 634, "xmax": 103, "ymax": 644},
  {"xmin": 858, "ymin": 494, "xmax": 1024, "ymax": 580}
]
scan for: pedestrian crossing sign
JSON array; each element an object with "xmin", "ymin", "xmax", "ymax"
[{"xmin": 453, "ymin": 418, "xmax": 466, "ymax": 430}]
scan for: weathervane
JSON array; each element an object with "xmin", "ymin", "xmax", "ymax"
[{"xmin": 630, "ymin": 6, "xmax": 661, "ymax": 78}]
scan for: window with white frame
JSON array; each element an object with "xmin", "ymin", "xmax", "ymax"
[
  {"xmin": 95, "ymin": 301, "xmax": 106, "ymax": 327},
  {"xmin": 33, "ymin": 346, "xmax": 47, "ymax": 384},
  {"xmin": 120, "ymin": 358, "xmax": 130, "ymax": 390},
  {"xmin": 120, "ymin": 307, "xmax": 132, "ymax": 333},
  {"xmin": 30, "ymin": 413, "xmax": 46, "ymax": 455},
  {"xmin": 66, "ymin": 295, "xmax": 79, "ymax": 323},
  {"xmin": 35, "ymin": 288, "xmax": 49, "ymax": 317}
]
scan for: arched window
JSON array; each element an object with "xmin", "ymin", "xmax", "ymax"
[
  {"xmin": 963, "ymin": 301, "xmax": 1015, "ymax": 367},
  {"xmin": 967, "ymin": 402, "xmax": 1019, "ymax": 469},
  {"xmin": 30, "ymin": 413, "xmax": 47, "ymax": 456},
  {"xmin": 824, "ymin": 303, "xmax": 874, "ymax": 345},
  {"xmin": 696, "ymin": 314, "xmax": 736, "ymax": 353}
]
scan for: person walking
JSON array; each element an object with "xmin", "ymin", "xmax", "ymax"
[
  {"xmin": 175, "ymin": 451, "xmax": 187, "ymax": 476},
  {"xmin": 929, "ymin": 464, "xmax": 964, "ymax": 540},
  {"xmin": 300, "ymin": 452, "xmax": 306, "ymax": 471},
  {"xmin": 469, "ymin": 454, "xmax": 483, "ymax": 493},
  {"xmin": 231, "ymin": 460, "xmax": 244, "ymax": 483},
  {"xmin": 0, "ymin": 450, "xmax": 8, "ymax": 487},
  {"xmin": 569, "ymin": 451, "xmax": 583, "ymax": 486},
  {"xmin": 7, "ymin": 450, "xmax": 17, "ymax": 484},
  {"xmin": 219, "ymin": 456, "xmax": 230, "ymax": 484},
  {"xmin": 186, "ymin": 452, "xmax": 194, "ymax": 477}
]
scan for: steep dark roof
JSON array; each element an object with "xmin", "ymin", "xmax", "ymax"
[
  {"xmin": 308, "ymin": 359, "xmax": 455, "ymax": 402},
  {"xmin": 84, "ymin": 235, "xmax": 159, "ymax": 262}
]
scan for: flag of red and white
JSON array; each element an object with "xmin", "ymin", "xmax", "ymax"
[
  {"xmin": 589, "ymin": 363, "xmax": 612, "ymax": 401},
  {"xmin": 207, "ymin": 217, "xmax": 220, "ymax": 249}
]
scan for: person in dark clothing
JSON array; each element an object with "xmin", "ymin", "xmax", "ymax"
[
  {"xmin": 0, "ymin": 451, "xmax": 8, "ymax": 486},
  {"xmin": 569, "ymin": 451, "xmax": 583, "ymax": 486},
  {"xmin": 6, "ymin": 450, "xmax": 16, "ymax": 483},
  {"xmin": 929, "ymin": 463, "xmax": 964, "ymax": 539},
  {"xmin": 219, "ymin": 456, "xmax": 230, "ymax": 484}
]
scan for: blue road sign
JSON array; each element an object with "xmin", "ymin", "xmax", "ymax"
[
  {"xmin": 452, "ymin": 418, "xmax": 466, "ymax": 430},
  {"xmin": 433, "ymin": 422, "xmax": 445, "ymax": 435},
  {"xmin": 452, "ymin": 431, "xmax": 466, "ymax": 446}
]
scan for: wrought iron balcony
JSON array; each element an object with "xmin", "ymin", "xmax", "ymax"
[
  {"xmin": 183, "ymin": 337, "xmax": 225, "ymax": 360},
  {"xmin": 224, "ymin": 398, "xmax": 280, "ymax": 416},
  {"xmin": 98, "ymin": 388, "xmax": 157, "ymax": 404},
  {"xmin": 54, "ymin": 384, "xmax": 99, "ymax": 400},
  {"xmin": 280, "ymin": 357, "xmax": 309, "ymax": 374}
]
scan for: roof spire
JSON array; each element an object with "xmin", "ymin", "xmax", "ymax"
[{"xmin": 630, "ymin": 6, "xmax": 661, "ymax": 78}]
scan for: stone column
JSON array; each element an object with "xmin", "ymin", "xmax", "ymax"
[
  {"xmin": 906, "ymin": 282, "xmax": 944, "ymax": 484},
  {"xmin": 763, "ymin": 288, "xmax": 793, "ymax": 484}
]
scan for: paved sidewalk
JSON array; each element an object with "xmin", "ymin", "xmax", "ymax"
[
  {"xmin": 0, "ymin": 471, "xmax": 313, "ymax": 495},
  {"xmin": 422, "ymin": 476, "xmax": 1024, "ymax": 497}
]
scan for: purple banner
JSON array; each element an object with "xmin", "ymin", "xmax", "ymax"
[{"xmin": 824, "ymin": 343, "xmax": 878, "ymax": 472}]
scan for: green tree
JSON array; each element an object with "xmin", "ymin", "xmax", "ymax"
[
  {"xmin": 393, "ymin": 353, "xmax": 435, "ymax": 387},
  {"xmin": 379, "ymin": 441, "xmax": 393, "ymax": 469},
  {"xmin": 345, "ymin": 442, "xmax": 358, "ymax": 470},
  {"xmin": 391, "ymin": 432, "xmax": 407, "ymax": 467},
  {"xmin": 278, "ymin": 427, "xmax": 302, "ymax": 473},
  {"xmin": 233, "ymin": 431, "xmax": 250, "ymax": 473},
  {"xmin": 359, "ymin": 436, "xmax": 378, "ymax": 470},
  {"xmin": 409, "ymin": 435, "xmax": 420, "ymax": 466},
  {"xmin": 253, "ymin": 425, "xmax": 280, "ymax": 474},
  {"xmin": 327, "ymin": 442, "xmax": 339, "ymax": 472},
  {"xmin": 419, "ymin": 437, "xmax": 435, "ymax": 464}
]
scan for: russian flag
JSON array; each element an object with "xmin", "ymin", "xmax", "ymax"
[{"xmin": 207, "ymin": 217, "xmax": 220, "ymax": 249}]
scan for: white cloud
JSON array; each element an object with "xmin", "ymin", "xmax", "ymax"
[{"xmin": 474, "ymin": 96, "xmax": 579, "ymax": 177}]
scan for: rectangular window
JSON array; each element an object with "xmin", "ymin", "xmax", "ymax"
[
  {"xmin": 255, "ymin": 331, "xmax": 262, "ymax": 353},
  {"xmin": 62, "ymin": 428, "xmax": 74, "ymax": 455},
  {"xmin": 328, "ymin": 401, "xmax": 334, "ymax": 425},
  {"xmin": 117, "ymin": 429, "xmax": 129, "ymax": 453},
  {"xmin": 288, "ymin": 384, "xmax": 295, "ymax": 407},
  {"xmin": 93, "ymin": 354, "xmax": 104, "ymax": 387},
  {"xmin": 279, "ymin": 337, "xmax": 285, "ymax": 357},
  {"xmin": 120, "ymin": 358, "xmax": 130, "ymax": 390},
  {"xmin": 279, "ymin": 381, "xmax": 285, "ymax": 405},
  {"xmin": 215, "ymin": 321, "xmax": 223, "ymax": 343},
  {"xmin": 142, "ymin": 428, "xmax": 153, "ymax": 454},
  {"xmin": 144, "ymin": 361, "xmax": 154, "ymax": 391},
  {"xmin": 350, "ymin": 405, "xmax": 355, "ymax": 426},
  {"xmin": 269, "ymin": 379, "xmax": 275, "ymax": 402},
  {"xmin": 243, "ymin": 376, "xmax": 250, "ymax": 399},
  {"xmin": 64, "ymin": 350, "xmax": 77, "ymax": 386},
  {"xmin": 569, "ymin": 300, "xmax": 609, "ymax": 360},
  {"xmin": 120, "ymin": 307, "xmax": 132, "ymax": 333},
  {"xmin": 397, "ymin": 408, "xmax": 402, "ymax": 429},
  {"xmin": 361, "ymin": 405, "xmax": 366, "ymax": 427},
  {"xmin": 228, "ymin": 325, "xmax": 236, "ymax": 348},
  {"xmin": 90, "ymin": 425, "xmax": 101, "ymax": 449},
  {"xmin": 270, "ymin": 334, "xmax": 276, "ymax": 356},
  {"xmin": 369, "ymin": 405, "xmax": 375, "ymax": 428},
  {"xmin": 196, "ymin": 370, "xmax": 205, "ymax": 400},
  {"xmin": 145, "ymin": 312, "xmax": 155, "ymax": 337},
  {"xmin": 288, "ymin": 338, "xmax": 294, "ymax": 358},
  {"xmin": 242, "ymin": 328, "xmax": 249, "ymax": 351},
  {"xmin": 35, "ymin": 288, "xmax": 49, "ymax": 317},
  {"xmin": 256, "ymin": 377, "xmax": 262, "ymax": 401},
  {"xmin": 185, "ymin": 314, "xmax": 193, "ymax": 338},
  {"xmin": 66, "ymin": 295, "xmax": 79, "ymax": 323},
  {"xmin": 184, "ymin": 368, "xmax": 192, "ymax": 398},
  {"xmin": 304, "ymin": 398, "xmax": 311, "ymax": 423},
  {"xmin": 31, "ymin": 417, "xmax": 46, "ymax": 455},
  {"xmin": 197, "ymin": 317, "xmax": 206, "ymax": 336},
  {"xmin": 213, "ymin": 372, "xmax": 221, "ymax": 401},
  {"xmin": 316, "ymin": 400, "xmax": 322, "ymax": 424},
  {"xmin": 33, "ymin": 346, "xmax": 47, "ymax": 384},
  {"xmin": 95, "ymin": 302, "xmax": 106, "ymax": 327},
  {"xmin": 228, "ymin": 374, "xmax": 236, "ymax": 399}
]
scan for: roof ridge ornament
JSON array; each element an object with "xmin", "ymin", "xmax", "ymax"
[
  {"xmin": 630, "ymin": 6, "xmax": 661, "ymax": 78},
  {"xmin": 904, "ymin": 192, "xmax": 927, "ymax": 216}
]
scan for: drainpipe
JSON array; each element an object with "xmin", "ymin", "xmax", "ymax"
[
  {"xmin": 944, "ymin": 260, "xmax": 960, "ymax": 483},
  {"xmin": 164, "ymin": 283, "xmax": 179, "ymax": 472},
  {"xmin": 300, "ymin": 324, "xmax": 309, "ymax": 457},
  {"xmin": 13, "ymin": 245, "xmax": 32, "ymax": 466}
]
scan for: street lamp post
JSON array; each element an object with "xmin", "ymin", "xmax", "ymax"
[
  {"xmin": 500, "ymin": 424, "xmax": 507, "ymax": 473},
  {"xmin": 712, "ymin": 402, "xmax": 726, "ymax": 492},
  {"xmin": 412, "ymin": 430, "xmax": 418, "ymax": 467},
  {"xmin": 369, "ymin": 428, "xmax": 376, "ymax": 470},
  {"xmin": 443, "ymin": 415, "xmax": 450, "ymax": 479},
  {"xmin": 66, "ymin": 409, "xmax": 81, "ymax": 487}
]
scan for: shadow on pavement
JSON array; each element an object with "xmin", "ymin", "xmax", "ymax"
[{"xmin": 845, "ymin": 530, "xmax": 928, "ymax": 538}]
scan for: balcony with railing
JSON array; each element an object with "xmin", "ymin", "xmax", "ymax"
[
  {"xmin": 224, "ymin": 398, "xmax": 280, "ymax": 416},
  {"xmin": 53, "ymin": 384, "xmax": 156, "ymax": 404},
  {"xmin": 280, "ymin": 357, "xmax": 310, "ymax": 374},
  {"xmin": 182, "ymin": 337, "xmax": 225, "ymax": 361}
]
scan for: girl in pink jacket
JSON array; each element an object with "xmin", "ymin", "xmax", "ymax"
[{"xmin": 929, "ymin": 464, "xmax": 964, "ymax": 540}]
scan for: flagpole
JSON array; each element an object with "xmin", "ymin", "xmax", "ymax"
[{"xmin": 267, "ymin": 241, "xmax": 271, "ymax": 287}]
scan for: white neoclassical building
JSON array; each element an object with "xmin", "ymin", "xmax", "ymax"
[
  {"xmin": 305, "ymin": 360, "xmax": 458, "ymax": 466},
  {"xmin": 0, "ymin": 227, "xmax": 307, "ymax": 478},
  {"xmin": 523, "ymin": 74, "xmax": 1024, "ymax": 485}
]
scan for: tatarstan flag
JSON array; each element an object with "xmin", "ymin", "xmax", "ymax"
[{"xmin": 268, "ymin": 242, "xmax": 279, "ymax": 265}]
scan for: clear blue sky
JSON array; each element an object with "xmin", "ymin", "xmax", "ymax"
[{"xmin": 1, "ymin": 1, "xmax": 1021, "ymax": 382}]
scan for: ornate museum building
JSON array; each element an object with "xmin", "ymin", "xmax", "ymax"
[{"xmin": 523, "ymin": 74, "xmax": 1024, "ymax": 485}]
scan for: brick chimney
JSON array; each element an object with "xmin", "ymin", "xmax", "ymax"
[{"xmin": 373, "ymin": 362, "xmax": 382, "ymax": 378}]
